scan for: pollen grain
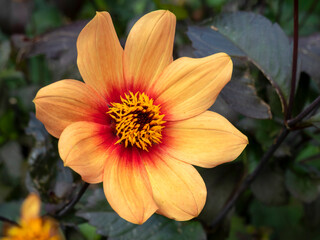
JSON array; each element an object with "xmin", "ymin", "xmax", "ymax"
[{"xmin": 107, "ymin": 92, "xmax": 165, "ymax": 151}]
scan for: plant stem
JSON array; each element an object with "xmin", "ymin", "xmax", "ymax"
[
  {"xmin": 300, "ymin": 153, "xmax": 320, "ymax": 163},
  {"xmin": 288, "ymin": 96, "xmax": 320, "ymax": 127},
  {"xmin": 56, "ymin": 182, "xmax": 90, "ymax": 218},
  {"xmin": 0, "ymin": 216, "xmax": 20, "ymax": 227},
  {"xmin": 211, "ymin": 128, "xmax": 290, "ymax": 228},
  {"xmin": 209, "ymin": 0, "xmax": 320, "ymax": 228},
  {"xmin": 211, "ymin": 93, "xmax": 320, "ymax": 227},
  {"xmin": 286, "ymin": 0, "xmax": 299, "ymax": 120}
]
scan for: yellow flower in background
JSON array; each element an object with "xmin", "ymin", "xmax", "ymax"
[
  {"xmin": 1, "ymin": 193, "xmax": 64, "ymax": 240},
  {"xmin": 33, "ymin": 10, "xmax": 248, "ymax": 224}
]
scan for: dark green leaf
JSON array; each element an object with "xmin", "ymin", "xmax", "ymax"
[
  {"xmin": 226, "ymin": 215, "xmax": 246, "ymax": 240},
  {"xmin": 25, "ymin": 112, "xmax": 49, "ymax": 142},
  {"xmin": 154, "ymin": 0, "xmax": 188, "ymax": 20},
  {"xmin": 78, "ymin": 223, "xmax": 101, "ymax": 240},
  {"xmin": 198, "ymin": 162, "xmax": 244, "ymax": 223},
  {"xmin": 303, "ymin": 195, "xmax": 320, "ymax": 230},
  {"xmin": 0, "ymin": 201, "xmax": 21, "ymax": 221},
  {"xmin": 227, "ymin": 215, "xmax": 272, "ymax": 240},
  {"xmin": 307, "ymin": 112, "xmax": 320, "ymax": 129},
  {"xmin": 187, "ymin": 12, "xmax": 293, "ymax": 110},
  {"xmin": 22, "ymin": 20, "xmax": 87, "ymax": 58},
  {"xmin": 0, "ymin": 201, "xmax": 22, "ymax": 231},
  {"xmin": 249, "ymin": 200, "xmax": 304, "ymax": 239},
  {"xmin": 77, "ymin": 189, "xmax": 206, "ymax": 240},
  {"xmin": 187, "ymin": 26, "xmax": 245, "ymax": 58},
  {"xmin": 285, "ymin": 167, "xmax": 320, "ymax": 203},
  {"xmin": 296, "ymin": 144, "xmax": 320, "ymax": 162},
  {"xmin": 0, "ymin": 141, "xmax": 23, "ymax": 179},
  {"xmin": 25, "ymin": 113, "xmax": 59, "ymax": 201},
  {"xmin": 64, "ymin": 226, "xmax": 87, "ymax": 240},
  {"xmin": 29, "ymin": 4, "xmax": 63, "ymax": 35},
  {"xmin": 0, "ymin": 40, "xmax": 10, "ymax": 70},
  {"xmin": 11, "ymin": 85, "xmax": 38, "ymax": 110},
  {"xmin": 251, "ymin": 164, "xmax": 289, "ymax": 205},
  {"xmin": 205, "ymin": 0, "xmax": 227, "ymax": 9},
  {"xmin": 0, "ymin": 109, "xmax": 19, "ymax": 143},
  {"xmin": 53, "ymin": 161, "xmax": 74, "ymax": 199},
  {"xmin": 257, "ymin": 120, "xmax": 281, "ymax": 149},
  {"xmin": 299, "ymin": 33, "xmax": 320, "ymax": 88},
  {"xmin": 25, "ymin": 113, "xmax": 75, "ymax": 208},
  {"xmin": 221, "ymin": 73, "xmax": 271, "ymax": 119},
  {"xmin": 0, "ymin": 69, "xmax": 24, "ymax": 89},
  {"xmin": 12, "ymin": 21, "xmax": 87, "ymax": 81}
]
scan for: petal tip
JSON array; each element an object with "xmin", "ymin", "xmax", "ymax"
[
  {"xmin": 164, "ymin": 10, "xmax": 176, "ymax": 22},
  {"xmin": 21, "ymin": 193, "xmax": 41, "ymax": 220},
  {"xmin": 215, "ymin": 52, "xmax": 231, "ymax": 59},
  {"xmin": 244, "ymin": 135, "xmax": 249, "ymax": 144},
  {"xmin": 238, "ymin": 131, "xmax": 249, "ymax": 145},
  {"xmin": 150, "ymin": 9, "xmax": 176, "ymax": 22},
  {"xmin": 95, "ymin": 11, "xmax": 111, "ymax": 18},
  {"xmin": 212, "ymin": 52, "xmax": 233, "ymax": 68}
]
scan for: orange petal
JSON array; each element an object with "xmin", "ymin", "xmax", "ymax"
[
  {"xmin": 58, "ymin": 121, "xmax": 115, "ymax": 184},
  {"xmin": 77, "ymin": 12, "xmax": 124, "ymax": 100},
  {"xmin": 33, "ymin": 80, "xmax": 108, "ymax": 138},
  {"xmin": 124, "ymin": 10, "xmax": 176, "ymax": 91},
  {"xmin": 142, "ymin": 150, "xmax": 206, "ymax": 221},
  {"xmin": 153, "ymin": 53, "xmax": 233, "ymax": 121},
  {"xmin": 103, "ymin": 147, "xmax": 158, "ymax": 224},
  {"xmin": 21, "ymin": 193, "xmax": 40, "ymax": 221},
  {"xmin": 163, "ymin": 111, "xmax": 248, "ymax": 168}
]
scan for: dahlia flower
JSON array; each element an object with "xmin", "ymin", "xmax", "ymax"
[{"xmin": 34, "ymin": 10, "xmax": 248, "ymax": 224}]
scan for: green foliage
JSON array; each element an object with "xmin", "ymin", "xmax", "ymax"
[
  {"xmin": 249, "ymin": 200, "xmax": 305, "ymax": 239},
  {"xmin": 198, "ymin": 162, "xmax": 244, "ymax": 223},
  {"xmin": 308, "ymin": 112, "xmax": 320, "ymax": 129},
  {"xmin": 77, "ymin": 189, "xmax": 206, "ymax": 240},
  {"xmin": 188, "ymin": 12, "xmax": 293, "ymax": 111},
  {"xmin": 27, "ymin": 0, "xmax": 63, "ymax": 36},
  {"xmin": 0, "ymin": 201, "xmax": 22, "ymax": 222},
  {"xmin": 227, "ymin": 215, "xmax": 272, "ymax": 240},
  {"xmin": 78, "ymin": 223, "xmax": 101, "ymax": 240},
  {"xmin": 0, "ymin": 0, "xmax": 320, "ymax": 239},
  {"xmin": 285, "ymin": 165, "xmax": 320, "ymax": 203},
  {"xmin": 265, "ymin": 0, "xmax": 320, "ymax": 36},
  {"xmin": 220, "ymin": 62, "xmax": 272, "ymax": 119},
  {"xmin": 154, "ymin": 0, "xmax": 188, "ymax": 19},
  {"xmin": 251, "ymin": 164, "xmax": 289, "ymax": 205}
]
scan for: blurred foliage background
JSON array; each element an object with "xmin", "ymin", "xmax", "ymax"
[{"xmin": 0, "ymin": 0, "xmax": 320, "ymax": 239}]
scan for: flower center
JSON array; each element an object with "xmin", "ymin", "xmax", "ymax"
[{"xmin": 108, "ymin": 92, "xmax": 166, "ymax": 151}]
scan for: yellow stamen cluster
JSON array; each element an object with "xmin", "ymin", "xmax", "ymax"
[
  {"xmin": 2, "ymin": 218, "xmax": 62, "ymax": 240},
  {"xmin": 108, "ymin": 92, "xmax": 166, "ymax": 151}
]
